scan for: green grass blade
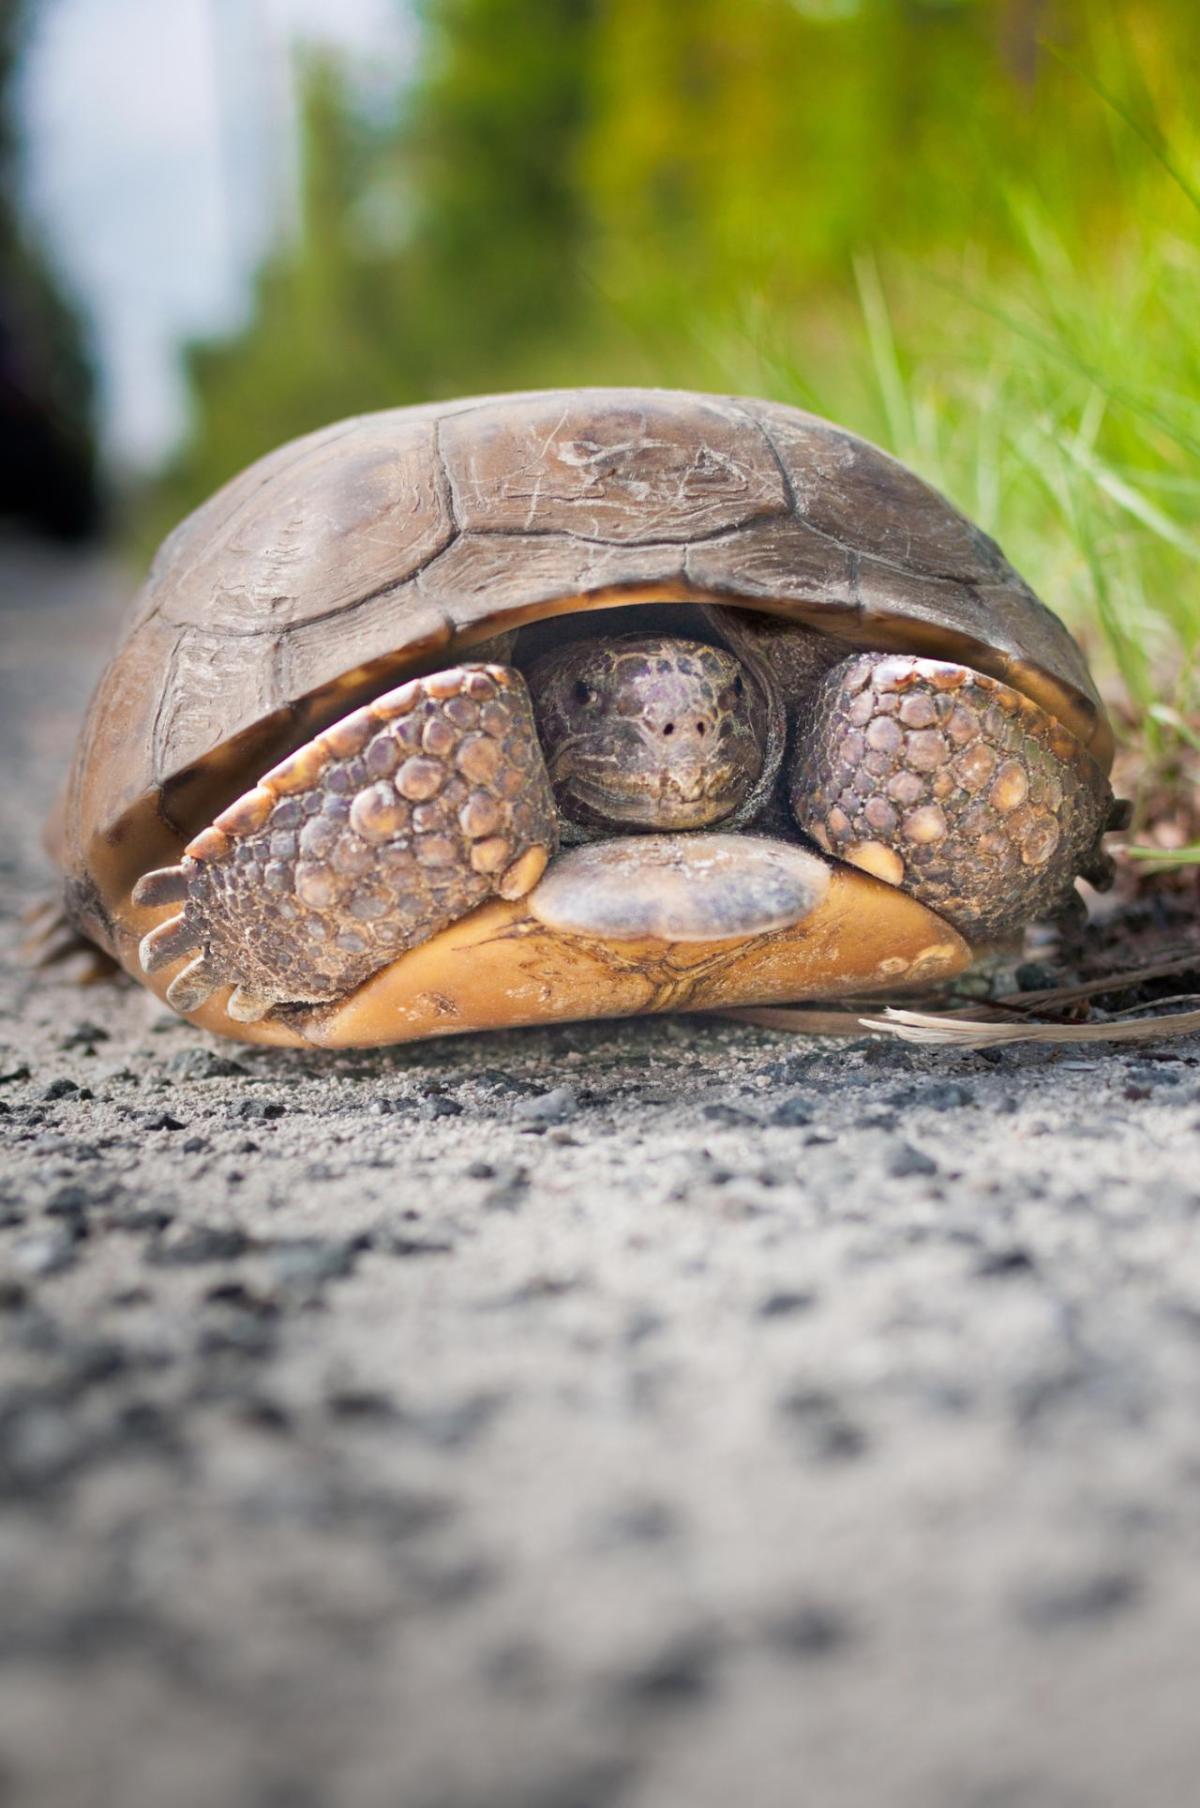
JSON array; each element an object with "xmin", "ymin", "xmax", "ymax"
[
  {"xmin": 1058, "ymin": 438, "xmax": 1200, "ymax": 558},
  {"xmin": 1041, "ymin": 41, "xmax": 1200, "ymax": 219},
  {"xmin": 853, "ymin": 254, "xmax": 913, "ymax": 457}
]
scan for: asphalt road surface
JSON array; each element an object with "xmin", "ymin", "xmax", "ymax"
[{"xmin": 3, "ymin": 538, "xmax": 1200, "ymax": 1808}]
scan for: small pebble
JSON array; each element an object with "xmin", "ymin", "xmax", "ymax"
[
  {"xmin": 267, "ymin": 1238, "xmax": 360, "ymax": 1288},
  {"xmin": 763, "ymin": 1604, "xmax": 851, "ymax": 1659},
  {"xmin": 44, "ymin": 1184, "xmax": 93, "ymax": 1219},
  {"xmin": 1019, "ymin": 1570, "xmax": 1142, "ymax": 1629},
  {"xmin": 1126, "ymin": 1063, "xmax": 1181, "ymax": 1089},
  {"xmin": 512, "ymin": 1087, "xmax": 577, "ymax": 1125},
  {"xmin": 419, "ymin": 1095, "xmax": 463, "ymax": 1120},
  {"xmin": 1015, "ymin": 962, "xmax": 1058, "ymax": 991},
  {"xmin": 888, "ymin": 1143, "xmax": 938, "ymax": 1178},
  {"xmin": 615, "ymin": 1632, "xmax": 717, "ymax": 1708},
  {"xmin": 170, "ymin": 1049, "xmax": 248, "ymax": 1080},
  {"xmin": 13, "ymin": 1228, "xmax": 78, "ymax": 1277},
  {"xmin": 231, "ymin": 1098, "xmax": 286, "ymax": 1122},
  {"xmin": 700, "ymin": 1101, "xmax": 757, "ymax": 1126},
  {"xmin": 768, "ymin": 1094, "xmax": 814, "ymax": 1127},
  {"xmin": 59, "ymin": 1022, "xmax": 110, "ymax": 1050},
  {"xmin": 146, "ymin": 1225, "xmax": 251, "ymax": 1266},
  {"xmin": 888, "ymin": 1081, "xmax": 974, "ymax": 1111},
  {"xmin": 40, "ymin": 1078, "xmax": 80, "ymax": 1101},
  {"xmin": 757, "ymin": 1290, "xmax": 816, "ymax": 1318},
  {"xmin": 976, "ymin": 1247, "xmax": 1035, "ymax": 1278}
]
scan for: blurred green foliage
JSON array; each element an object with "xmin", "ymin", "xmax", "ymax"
[
  {"xmin": 166, "ymin": 0, "xmax": 598, "ymax": 505},
  {"xmin": 154, "ymin": 0, "xmax": 1200, "ymax": 814}
]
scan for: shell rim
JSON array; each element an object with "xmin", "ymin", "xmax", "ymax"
[{"xmin": 83, "ymin": 581, "xmax": 1114, "ymax": 922}]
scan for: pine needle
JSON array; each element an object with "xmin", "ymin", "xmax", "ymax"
[
  {"xmin": 859, "ymin": 1005, "xmax": 1200, "ymax": 1048},
  {"xmin": 718, "ymin": 951, "xmax": 1200, "ymax": 1047},
  {"xmin": 986, "ymin": 953, "xmax": 1200, "ymax": 1013}
]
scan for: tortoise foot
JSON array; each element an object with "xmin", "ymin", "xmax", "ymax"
[
  {"xmin": 789, "ymin": 653, "xmax": 1112, "ymax": 942},
  {"xmin": 133, "ymin": 664, "xmax": 558, "ymax": 1020},
  {"xmin": 20, "ymin": 896, "xmax": 117, "ymax": 983}
]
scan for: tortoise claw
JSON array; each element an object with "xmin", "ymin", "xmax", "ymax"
[
  {"xmin": 1081, "ymin": 849, "xmax": 1116, "ymax": 892},
  {"xmin": 132, "ymin": 864, "xmax": 192, "ymax": 908},
  {"xmin": 226, "ymin": 985, "xmax": 277, "ymax": 1023},
  {"xmin": 138, "ymin": 913, "xmax": 202, "ymax": 975},
  {"xmin": 165, "ymin": 957, "xmax": 218, "ymax": 1012}
]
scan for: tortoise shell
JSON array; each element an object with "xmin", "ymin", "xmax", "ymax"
[{"xmin": 55, "ymin": 388, "xmax": 1113, "ymax": 1043}]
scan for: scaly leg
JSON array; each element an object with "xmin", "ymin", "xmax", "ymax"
[
  {"xmin": 790, "ymin": 653, "xmax": 1113, "ymax": 941},
  {"xmin": 134, "ymin": 664, "xmax": 558, "ymax": 1022}
]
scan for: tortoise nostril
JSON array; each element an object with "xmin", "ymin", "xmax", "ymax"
[
  {"xmin": 696, "ymin": 721, "xmax": 706, "ymax": 736},
  {"xmin": 662, "ymin": 722, "xmax": 675, "ymax": 736}
]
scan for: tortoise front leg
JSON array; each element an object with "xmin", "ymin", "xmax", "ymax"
[
  {"xmin": 789, "ymin": 653, "xmax": 1113, "ymax": 942},
  {"xmin": 133, "ymin": 665, "xmax": 557, "ymax": 1022}
]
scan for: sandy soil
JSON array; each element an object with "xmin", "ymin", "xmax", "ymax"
[{"xmin": 3, "ymin": 537, "xmax": 1200, "ymax": 1808}]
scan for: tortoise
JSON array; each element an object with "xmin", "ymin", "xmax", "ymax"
[{"xmin": 45, "ymin": 387, "xmax": 1119, "ymax": 1048}]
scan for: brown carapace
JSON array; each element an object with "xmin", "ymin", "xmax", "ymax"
[{"xmin": 45, "ymin": 388, "xmax": 1117, "ymax": 1046}]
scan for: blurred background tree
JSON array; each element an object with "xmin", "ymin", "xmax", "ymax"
[
  {"xmin": 159, "ymin": 0, "xmax": 599, "ymax": 522},
  {"xmin": 151, "ymin": 0, "xmax": 1198, "ymax": 835},
  {"xmin": 1, "ymin": 0, "xmax": 98, "ymax": 539}
]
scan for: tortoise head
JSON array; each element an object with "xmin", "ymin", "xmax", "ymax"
[{"xmin": 527, "ymin": 634, "xmax": 769, "ymax": 834}]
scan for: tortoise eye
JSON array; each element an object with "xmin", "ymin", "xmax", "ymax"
[
  {"xmin": 573, "ymin": 679, "xmax": 595, "ymax": 706},
  {"xmin": 733, "ymin": 675, "xmax": 744, "ymax": 697}
]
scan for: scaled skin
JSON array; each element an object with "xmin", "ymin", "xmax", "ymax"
[
  {"xmin": 135, "ymin": 664, "xmax": 560, "ymax": 1022},
  {"xmin": 791, "ymin": 653, "xmax": 1112, "ymax": 938},
  {"xmin": 527, "ymin": 634, "xmax": 767, "ymax": 834}
]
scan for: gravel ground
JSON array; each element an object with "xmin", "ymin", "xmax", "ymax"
[{"xmin": 3, "ymin": 538, "xmax": 1200, "ymax": 1808}]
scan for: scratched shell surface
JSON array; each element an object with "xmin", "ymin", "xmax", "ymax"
[{"xmin": 62, "ymin": 388, "xmax": 1110, "ymax": 904}]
